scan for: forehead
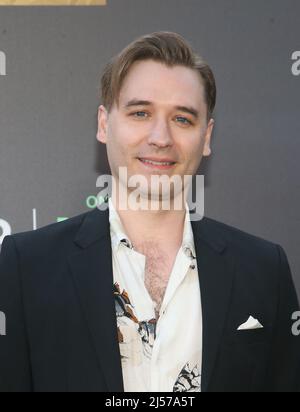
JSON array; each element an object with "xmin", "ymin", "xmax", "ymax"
[{"xmin": 118, "ymin": 60, "xmax": 205, "ymax": 109}]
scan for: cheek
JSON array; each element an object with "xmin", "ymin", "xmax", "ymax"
[
  {"xmin": 111, "ymin": 121, "xmax": 142, "ymax": 149},
  {"xmin": 177, "ymin": 140, "xmax": 204, "ymax": 174},
  {"xmin": 180, "ymin": 140, "xmax": 203, "ymax": 162},
  {"xmin": 106, "ymin": 129, "xmax": 138, "ymax": 167}
]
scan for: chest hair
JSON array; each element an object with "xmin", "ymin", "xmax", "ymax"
[{"xmin": 134, "ymin": 241, "xmax": 174, "ymax": 318}]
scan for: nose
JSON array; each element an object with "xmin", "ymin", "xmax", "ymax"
[{"xmin": 147, "ymin": 117, "xmax": 173, "ymax": 148}]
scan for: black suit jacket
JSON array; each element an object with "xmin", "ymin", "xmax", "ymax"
[{"xmin": 0, "ymin": 207, "xmax": 299, "ymax": 392}]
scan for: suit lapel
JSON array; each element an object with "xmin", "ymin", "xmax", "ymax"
[
  {"xmin": 192, "ymin": 218, "xmax": 236, "ymax": 392},
  {"xmin": 67, "ymin": 207, "xmax": 236, "ymax": 393},
  {"xmin": 68, "ymin": 207, "xmax": 124, "ymax": 392}
]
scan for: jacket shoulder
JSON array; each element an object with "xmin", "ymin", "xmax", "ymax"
[
  {"xmin": 199, "ymin": 217, "xmax": 290, "ymax": 295},
  {"xmin": 199, "ymin": 216, "xmax": 280, "ymax": 261},
  {"xmin": 5, "ymin": 210, "xmax": 91, "ymax": 254},
  {"xmin": 203, "ymin": 216, "xmax": 277, "ymax": 246}
]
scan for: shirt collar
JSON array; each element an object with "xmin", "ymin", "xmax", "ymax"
[
  {"xmin": 182, "ymin": 204, "xmax": 197, "ymax": 260},
  {"xmin": 109, "ymin": 197, "xmax": 134, "ymax": 250},
  {"xmin": 109, "ymin": 198, "xmax": 196, "ymax": 259}
]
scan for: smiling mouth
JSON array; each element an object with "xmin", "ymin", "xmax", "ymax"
[
  {"xmin": 138, "ymin": 158, "xmax": 177, "ymax": 168},
  {"xmin": 140, "ymin": 159, "xmax": 175, "ymax": 166}
]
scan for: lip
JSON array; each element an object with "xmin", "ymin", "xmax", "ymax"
[
  {"xmin": 139, "ymin": 157, "xmax": 176, "ymax": 163},
  {"xmin": 138, "ymin": 157, "xmax": 177, "ymax": 170}
]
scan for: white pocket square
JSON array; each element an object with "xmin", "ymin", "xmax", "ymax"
[{"xmin": 237, "ymin": 316, "xmax": 264, "ymax": 331}]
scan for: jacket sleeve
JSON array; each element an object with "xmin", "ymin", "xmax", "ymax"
[
  {"xmin": 0, "ymin": 236, "xmax": 33, "ymax": 392},
  {"xmin": 266, "ymin": 245, "xmax": 300, "ymax": 392}
]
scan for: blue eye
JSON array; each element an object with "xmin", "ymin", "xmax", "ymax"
[
  {"xmin": 130, "ymin": 112, "xmax": 192, "ymax": 125},
  {"xmin": 132, "ymin": 111, "xmax": 148, "ymax": 118},
  {"xmin": 176, "ymin": 116, "xmax": 192, "ymax": 125}
]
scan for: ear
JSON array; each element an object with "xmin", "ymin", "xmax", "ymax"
[
  {"xmin": 203, "ymin": 118, "xmax": 214, "ymax": 157},
  {"xmin": 96, "ymin": 105, "xmax": 108, "ymax": 144}
]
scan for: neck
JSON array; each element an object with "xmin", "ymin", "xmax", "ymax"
[{"xmin": 111, "ymin": 186, "xmax": 187, "ymax": 249}]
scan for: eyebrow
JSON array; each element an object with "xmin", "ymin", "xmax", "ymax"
[{"xmin": 123, "ymin": 99, "xmax": 200, "ymax": 120}]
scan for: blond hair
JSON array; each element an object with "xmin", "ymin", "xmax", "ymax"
[{"xmin": 100, "ymin": 31, "xmax": 216, "ymax": 121}]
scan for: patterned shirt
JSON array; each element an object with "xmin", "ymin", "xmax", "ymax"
[{"xmin": 109, "ymin": 198, "xmax": 203, "ymax": 392}]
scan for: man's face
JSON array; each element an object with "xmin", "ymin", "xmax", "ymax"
[{"xmin": 97, "ymin": 59, "xmax": 214, "ymax": 200}]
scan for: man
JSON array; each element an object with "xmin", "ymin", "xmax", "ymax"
[{"xmin": 0, "ymin": 31, "xmax": 299, "ymax": 392}]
